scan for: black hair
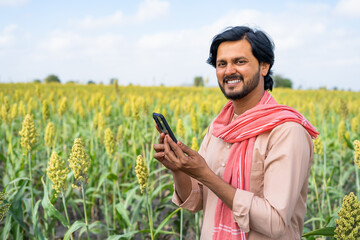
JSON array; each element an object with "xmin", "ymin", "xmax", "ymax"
[{"xmin": 207, "ymin": 26, "xmax": 275, "ymax": 91}]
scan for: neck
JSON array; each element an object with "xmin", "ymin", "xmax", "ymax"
[{"xmin": 232, "ymin": 89, "xmax": 265, "ymax": 115}]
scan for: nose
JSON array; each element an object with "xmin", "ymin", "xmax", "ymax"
[{"xmin": 225, "ymin": 63, "xmax": 236, "ymax": 75}]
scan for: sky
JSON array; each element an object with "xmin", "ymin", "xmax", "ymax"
[{"xmin": 0, "ymin": 0, "xmax": 359, "ymax": 90}]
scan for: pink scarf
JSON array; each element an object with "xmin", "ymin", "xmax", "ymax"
[{"xmin": 212, "ymin": 91, "xmax": 319, "ymax": 240}]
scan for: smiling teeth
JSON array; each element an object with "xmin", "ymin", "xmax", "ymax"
[{"xmin": 227, "ymin": 80, "xmax": 241, "ymax": 84}]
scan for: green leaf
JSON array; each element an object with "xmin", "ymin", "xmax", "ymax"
[
  {"xmin": 8, "ymin": 181, "xmax": 29, "ymax": 232},
  {"xmin": 64, "ymin": 220, "xmax": 86, "ymax": 240},
  {"xmin": 0, "ymin": 152, "xmax": 6, "ymax": 163},
  {"xmin": 88, "ymin": 221, "xmax": 105, "ymax": 234},
  {"xmin": 33, "ymin": 199, "xmax": 45, "ymax": 240},
  {"xmin": 154, "ymin": 207, "xmax": 181, "ymax": 238},
  {"xmin": 302, "ymin": 226, "xmax": 335, "ymax": 237},
  {"xmin": 343, "ymin": 134, "xmax": 354, "ymax": 150},
  {"xmin": 41, "ymin": 177, "xmax": 68, "ymax": 227},
  {"xmin": 107, "ymin": 172, "xmax": 118, "ymax": 181},
  {"xmin": 107, "ymin": 229, "xmax": 148, "ymax": 240},
  {"xmin": 0, "ymin": 214, "xmax": 12, "ymax": 240},
  {"xmin": 115, "ymin": 202, "xmax": 131, "ymax": 228}
]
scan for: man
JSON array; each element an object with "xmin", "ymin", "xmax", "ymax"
[{"xmin": 153, "ymin": 26, "xmax": 318, "ymax": 239}]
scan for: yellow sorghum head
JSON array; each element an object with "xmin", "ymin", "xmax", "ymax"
[
  {"xmin": 190, "ymin": 109, "xmax": 198, "ymax": 133},
  {"xmin": 174, "ymin": 105, "xmax": 180, "ymax": 118},
  {"xmin": 78, "ymin": 103, "xmax": 85, "ymax": 118},
  {"xmin": 338, "ymin": 120, "xmax": 346, "ymax": 146},
  {"xmin": 58, "ymin": 97, "xmax": 67, "ymax": 116},
  {"xmin": 340, "ymin": 99, "xmax": 349, "ymax": 119},
  {"xmin": 191, "ymin": 137, "xmax": 199, "ymax": 151},
  {"xmin": 42, "ymin": 100, "xmax": 50, "ymax": 120},
  {"xmin": 354, "ymin": 140, "xmax": 360, "ymax": 168},
  {"xmin": 68, "ymin": 138, "xmax": 89, "ymax": 183},
  {"xmin": 18, "ymin": 100, "xmax": 26, "ymax": 117},
  {"xmin": 10, "ymin": 103, "xmax": 17, "ymax": 120},
  {"xmin": 100, "ymin": 96, "xmax": 106, "ymax": 113},
  {"xmin": 105, "ymin": 105, "xmax": 112, "ymax": 116},
  {"xmin": 19, "ymin": 114, "xmax": 37, "ymax": 154},
  {"xmin": 131, "ymin": 99, "xmax": 140, "ymax": 120},
  {"xmin": 176, "ymin": 119, "xmax": 185, "ymax": 139},
  {"xmin": 351, "ymin": 116, "xmax": 359, "ymax": 134},
  {"xmin": 92, "ymin": 112, "xmax": 99, "ymax": 129},
  {"xmin": 3, "ymin": 96, "xmax": 10, "ymax": 112},
  {"xmin": 47, "ymin": 151, "xmax": 69, "ymax": 198},
  {"xmin": 334, "ymin": 192, "xmax": 360, "ymax": 239},
  {"xmin": 313, "ymin": 137, "xmax": 324, "ymax": 156},
  {"xmin": 45, "ymin": 122, "xmax": 55, "ymax": 148},
  {"xmin": 27, "ymin": 98, "xmax": 33, "ymax": 114},
  {"xmin": 135, "ymin": 155, "xmax": 149, "ymax": 194},
  {"xmin": 0, "ymin": 192, "xmax": 11, "ymax": 222},
  {"xmin": 96, "ymin": 112, "xmax": 105, "ymax": 140},
  {"xmin": 116, "ymin": 125, "xmax": 123, "ymax": 143},
  {"xmin": 1, "ymin": 105, "xmax": 8, "ymax": 124},
  {"xmin": 104, "ymin": 128, "xmax": 115, "ymax": 157}
]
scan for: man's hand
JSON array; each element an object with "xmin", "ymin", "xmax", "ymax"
[
  {"xmin": 163, "ymin": 135, "xmax": 209, "ymax": 181},
  {"xmin": 153, "ymin": 132, "xmax": 180, "ymax": 171},
  {"xmin": 153, "ymin": 128, "xmax": 193, "ymax": 202}
]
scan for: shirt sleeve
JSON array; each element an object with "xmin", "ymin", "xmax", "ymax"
[
  {"xmin": 171, "ymin": 123, "xmax": 213, "ymax": 212},
  {"xmin": 232, "ymin": 122, "xmax": 313, "ymax": 238}
]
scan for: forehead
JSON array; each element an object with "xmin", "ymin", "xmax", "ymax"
[{"xmin": 216, "ymin": 39, "xmax": 254, "ymax": 60}]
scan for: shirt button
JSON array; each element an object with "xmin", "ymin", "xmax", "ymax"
[
  {"xmin": 221, "ymin": 163, "xmax": 225, "ymax": 167},
  {"xmin": 227, "ymin": 144, "xmax": 231, "ymax": 149}
]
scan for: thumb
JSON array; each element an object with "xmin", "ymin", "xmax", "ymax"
[{"xmin": 177, "ymin": 141, "xmax": 195, "ymax": 156}]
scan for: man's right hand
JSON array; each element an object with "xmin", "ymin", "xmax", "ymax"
[{"xmin": 153, "ymin": 129, "xmax": 179, "ymax": 171}]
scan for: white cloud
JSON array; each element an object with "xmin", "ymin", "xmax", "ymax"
[
  {"xmin": 0, "ymin": 24, "xmax": 17, "ymax": 47},
  {"xmin": 70, "ymin": 10, "xmax": 125, "ymax": 29},
  {"xmin": 0, "ymin": 0, "xmax": 29, "ymax": 6},
  {"xmin": 334, "ymin": 0, "xmax": 360, "ymax": 18},
  {"xmin": 69, "ymin": 0, "xmax": 170, "ymax": 30},
  {"xmin": 134, "ymin": 0, "xmax": 170, "ymax": 22}
]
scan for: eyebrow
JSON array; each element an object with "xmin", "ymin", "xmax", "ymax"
[{"xmin": 216, "ymin": 56, "xmax": 248, "ymax": 63}]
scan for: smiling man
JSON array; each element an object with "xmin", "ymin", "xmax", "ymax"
[{"xmin": 153, "ymin": 26, "xmax": 319, "ymax": 240}]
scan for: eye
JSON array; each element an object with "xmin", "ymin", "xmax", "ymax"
[
  {"xmin": 236, "ymin": 60, "xmax": 245, "ymax": 64},
  {"xmin": 217, "ymin": 62, "xmax": 226, "ymax": 67}
]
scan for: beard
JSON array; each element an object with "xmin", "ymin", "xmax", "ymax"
[{"xmin": 218, "ymin": 68, "xmax": 260, "ymax": 100}]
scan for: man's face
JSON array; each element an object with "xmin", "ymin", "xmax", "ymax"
[{"xmin": 216, "ymin": 39, "xmax": 267, "ymax": 100}]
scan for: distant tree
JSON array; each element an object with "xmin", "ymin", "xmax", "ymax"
[
  {"xmin": 87, "ymin": 80, "xmax": 96, "ymax": 85},
  {"xmin": 66, "ymin": 80, "xmax": 77, "ymax": 84},
  {"xmin": 33, "ymin": 79, "xmax": 41, "ymax": 83},
  {"xmin": 110, "ymin": 78, "xmax": 118, "ymax": 84},
  {"xmin": 193, "ymin": 76, "xmax": 204, "ymax": 87},
  {"xmin": 273, "ymin": 74, "xmax": 292, "ymax": 89},
  {"xmin": 44, "ymin": 74, "xmax": 61, "ymax": 84}
]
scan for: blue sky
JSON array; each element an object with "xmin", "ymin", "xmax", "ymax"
[{"xmin": 0, "ymin": 0, "xmax": 359, "ymax": 90}]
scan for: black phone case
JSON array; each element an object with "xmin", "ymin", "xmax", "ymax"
[{"xmin": 152, "ymin": 112, "xmax": 178, "ymax": 142}]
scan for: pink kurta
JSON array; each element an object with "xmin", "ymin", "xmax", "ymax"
[{"xmin": 172, "ymin": 121, "xmax": 313, "ymax": 240}]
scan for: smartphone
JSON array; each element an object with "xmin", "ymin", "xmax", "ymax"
[{"xmin": 152, "ymin": 112, "xmax": 177, "ymax": 142}]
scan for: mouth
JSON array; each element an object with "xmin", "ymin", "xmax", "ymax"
[
  {"xmin": 226, "ymin": 79, "xmax": 242, "ymax": 84},
  {"xmin": 223, "ymin": 75, "xmax": 244, "ymax": 86}
]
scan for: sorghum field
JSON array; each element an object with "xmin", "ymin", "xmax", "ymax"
[{"xmin": 0, "ymin": 83, "xmax": 359, "ymax": 239}]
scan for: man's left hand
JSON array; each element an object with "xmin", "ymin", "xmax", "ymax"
[{"xmin": 163, "ymin": 135, "xmax": 209, "ymax": 181}]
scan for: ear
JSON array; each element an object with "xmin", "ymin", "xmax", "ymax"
[{"xmin": 260, "ymin": 63, "xmax": 270, "ymax": 77}]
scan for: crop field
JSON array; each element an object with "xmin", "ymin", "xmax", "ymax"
[{"xmin": 0, "ymin": 83, "xmax": 359, "ymax": 239}]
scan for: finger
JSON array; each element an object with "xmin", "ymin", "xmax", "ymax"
[
  {"xmin": 153, "ymin": 143, "xmax": 165, "ymax": 152},
  {"xmin": 166, "ymin": 135, "xmax": 186, "ymax": 159},
  {"xmin": 155, "ymin": 124, "xmax": 161, "ymax": 133},
  {"xmin": 154, "ymin": 152, "xmax": 165, "ymax": 160},
  {"xmin": 164, "ymin": 136, "xmax": 178, "ymax": 160},
  {"xmin": 177, "ymin": 141, "xmax": 195, "ymax": 156},
  {"xmin": 158, "ymin": 132, "xmax": 165, "ymax": 144}
]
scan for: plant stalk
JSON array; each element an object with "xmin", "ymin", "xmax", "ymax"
[
  {"xmin": 81, "ymin": 182, "xmax": 90, "ymax": 240},
  {"xmin": 61, "ymin": 191, "xmax": 73, "ymax": 240}
]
